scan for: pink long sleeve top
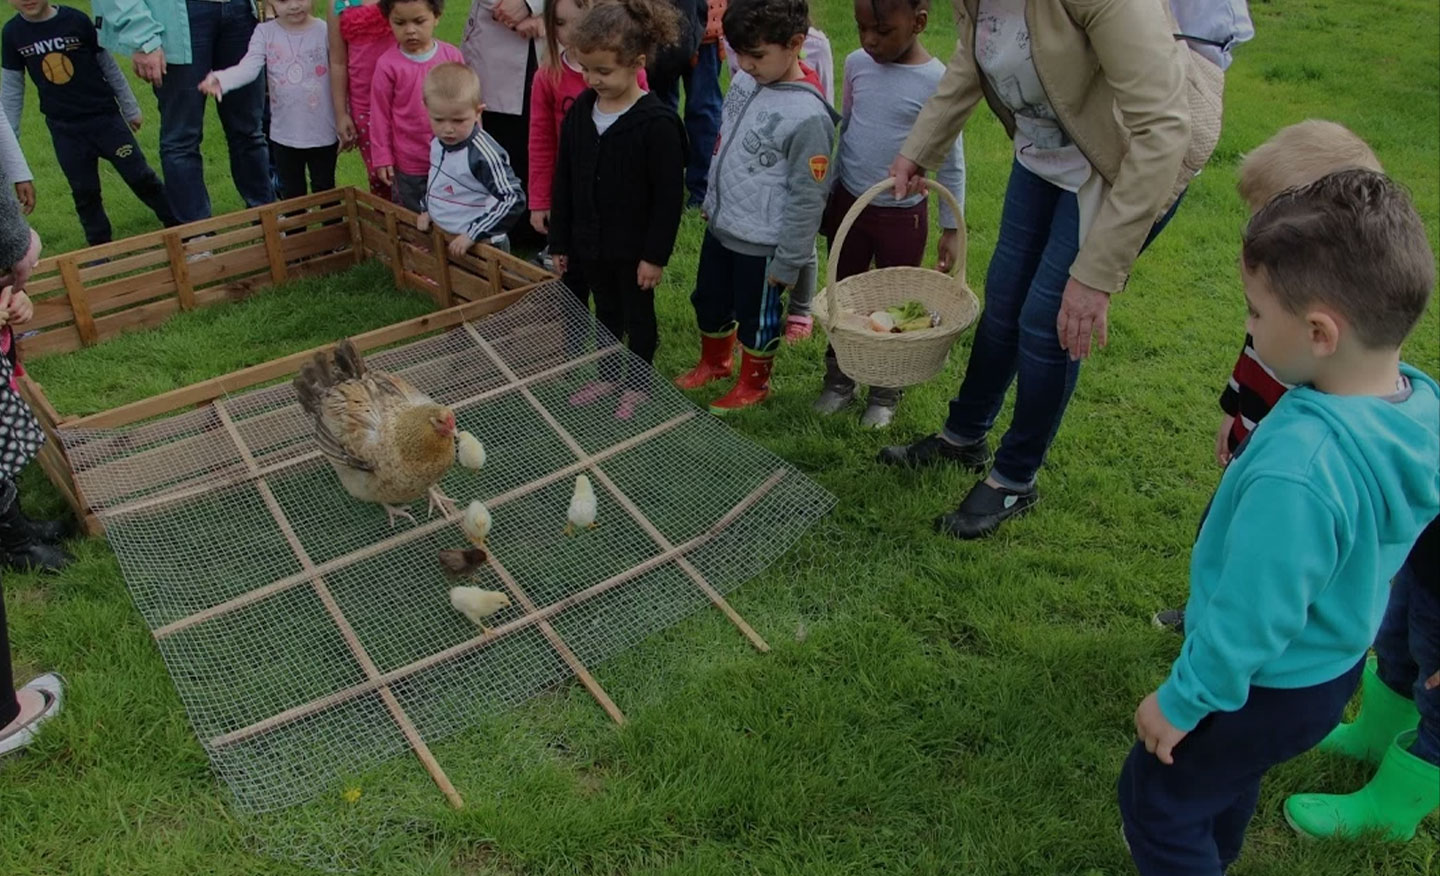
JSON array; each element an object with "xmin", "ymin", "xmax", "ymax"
[
  {"xmin": 526, "ymin": 52, "xmax": 647, "ymax": 212},
  {"xmin": 368, "ymin": 40, "xmax": 464, "ymax": 175}
]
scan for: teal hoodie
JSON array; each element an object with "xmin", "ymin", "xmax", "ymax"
[{"xmin": 1158, "ymin": 364, "xmax": 1440, "ymax": 732}]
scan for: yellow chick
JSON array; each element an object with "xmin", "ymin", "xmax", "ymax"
[
  {"xmin": 449, "ymin": 586, "xmax": 511, "ymax": 632},
  {"xmin": 456, "ymin": 431, "xmax": 486, "ymax": 470},
  {"xmin": 565, "ymin": 474, "xmax": 597, "ymax": 535},
  {"xmin": 461, "ymin": 500, "xmax": 492, "ymax": 547}
]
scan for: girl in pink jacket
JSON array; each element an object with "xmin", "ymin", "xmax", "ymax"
[{"xmin": 526, "ymin": 0, "xmax": 646, "ymax": 307}]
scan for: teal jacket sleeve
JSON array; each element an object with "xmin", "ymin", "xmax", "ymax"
[
  {"xmin": 92, "ymin": 0, "xmax": 166, "ymax": 55},
  {"xmin": 1157, "ymin": 475, "xmax": 1343, "ymax": 731}
]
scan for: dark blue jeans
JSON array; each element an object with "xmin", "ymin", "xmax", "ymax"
[
  {"xmin": 1374, "ymin": 551, "xmax": 1440, "ymax": 765},
  {"xmin": 1118, "ymin": 659, "xmax": 1364, "ymax": 876},
  {"xmin": 651, "ymin": 42, "xmax": 723, "ymax": 205},
  {"xmin": 154, "ymin": 0, "xmax": 273, "ymax": 222},
  {"xmin": 47, "ymin": 113, "xmax": 178, "ymax": 245},
  {"xmin": 943, "ymin": 161, "xmax": 1180, "ymax": 489}
]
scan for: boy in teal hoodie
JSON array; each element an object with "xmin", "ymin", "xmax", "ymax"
[{"xmin": 1118, "ymin": 168, "xmax": 1439, "ymax": 876}]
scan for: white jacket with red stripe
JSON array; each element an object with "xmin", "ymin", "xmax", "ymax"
[{"xmin": 424, "ymin": 125, "xmax": 525, "ymax": 243}]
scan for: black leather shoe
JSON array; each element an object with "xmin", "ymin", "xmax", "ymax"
[
  {"xmin": 1152, "ymin": 609, "xmax": 1186, "ymax": 635},
  {"xmin": 934, "ymin": 481, "xmax": 1037, "ymax": 539},
  {"xmin": 878, "ymin": 433, "xmax": 991, "ymax": 471}
]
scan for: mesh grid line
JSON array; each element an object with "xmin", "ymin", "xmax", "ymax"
[{"xmin": 62, "ymin": 280, "xmax": 835, "ymax": 811}]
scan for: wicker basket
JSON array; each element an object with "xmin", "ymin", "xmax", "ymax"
[{"xmin": 814, "ymin": 177, "xmax": 979, "ymax": 388}]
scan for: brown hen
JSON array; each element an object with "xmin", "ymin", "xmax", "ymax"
[{"xmin": 294, "ymin": 339, "xmax": 457, "ymax": 526}]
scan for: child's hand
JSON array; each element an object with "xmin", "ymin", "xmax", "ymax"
[
  {"xmin": 5, "ymin": 288, "xmax": 33, "ymax": 326},
  {"xmin": 530, "ymin": 210, "xmax": 549, "ymax": 235},
  {"xmin": 416, "ymin": 211, "xmax": 430, "ymax": 232},
  {"xmin": 1426, "ymin": 670, "xmax": 1439, "ymax": 691},
  {"xmin": 1215, "ymin": 414, "xmax": 1234, "ymax": 467},
  {"xmin": 128, "ymin": 113, "xmax": 143, "ymax": 132},
  {"xmin": 552, "ymin": 253, "xmax": 568, "ymax": 275},
  {"xmin": 936, "ymin": 228, "xmax": 960, "ymax": 274},
  {"xmin": 767, "ymin": 276, "xmax": 789, "ymax": 291},
  {"xmin": 376, "ymin": 166, "xmax": 395, "ymax": 186},
  {"xmin": 1135, "ymin": 692, "xmax": 1187, "ymax": 765},
  {"xmin": 637, "ymin": 260, "xmax": 663, "ymax": 290},
  {"xmin": 447, "ymin": 233, "xmax": 474, "ymax": 258},
  {"xmin": 336, "ymin": 113, "xmax": 357, "ymax": 151},
  {"xmin": 197, "ymin": 74, "xmax": 223, "ymax": 99},
  {"xmin": 13, "ymin": 182, "xmax": 34, "ymax": 215}
]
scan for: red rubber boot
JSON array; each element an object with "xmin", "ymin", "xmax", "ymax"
[
  {"xmin": 709, "ymin": 350, "xmax": 774, "ymax": 414},
  {"xmin": 674, "ymin": 330, "xmax": 735, "ymax": 390}
]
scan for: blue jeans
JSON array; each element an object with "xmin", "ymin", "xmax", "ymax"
[
  {"xmin": 944, "ymin": 161, "xmax": 1179, "ymax": 489},
  {"xmin": 1374, "ymin": 550, "xmax": 1440, "ymax": 765},
  {"xmin": 1119, "ymin": 660, "xmax": 1363, "ymax": 876},
  {"xmin": 154, "ymin": 0, "xmax": 273, "ymax": 222},
  {"xmin": 651, "ymin": 43, "xmax": 723, "ymax": 205}
]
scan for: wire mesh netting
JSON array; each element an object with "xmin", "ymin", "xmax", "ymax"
[{"xmin": 60, "ymin": 280, "xmax": 835, "ymax": 812}]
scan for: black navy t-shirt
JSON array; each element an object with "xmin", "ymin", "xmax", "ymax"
[{"xmin": 2, "ymin": 6, "xmax": 119, "ymax": 119}]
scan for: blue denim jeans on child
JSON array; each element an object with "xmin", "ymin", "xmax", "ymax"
[
  {"xmin": 154, "ymin": 0, "xmax": 274, "ymax": 223},
  {"xmin": 942, "ymin": 161, "xmax": 1181, "ymax": 490},
  {"xmin": 650, "ymin": 42, "xmax": 723, "ymax": 205},
  {"xmin": 1374, "ymin": 553, "xmax": 1440, "ymax": 765}
]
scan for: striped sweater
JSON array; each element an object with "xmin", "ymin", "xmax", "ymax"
[
  {"xmin": 423, "ymin": 125, "xmax": 525, "ymax": 244},
  {"xmin": 1219, "ymin": 333, "xmax": 1291, "ymax": 452}
]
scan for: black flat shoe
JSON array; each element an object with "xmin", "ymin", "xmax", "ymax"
[
  {"xmin": 934, "ymin": 481, "xmax": 1037, "ymax": 539},
  {"xmin": 877, "ymin": 433, "xmax": 991, "ymax": 471},
  {"xmin": 1152, "ymin": 609, "xmax": 1186, "ymax": 635}
]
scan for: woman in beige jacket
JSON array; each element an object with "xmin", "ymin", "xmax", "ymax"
[{"xmin": 879, "ymin": 0, "xmax": 1197, "ymax": 539}]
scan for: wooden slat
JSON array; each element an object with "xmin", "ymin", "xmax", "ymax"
[
  {"xmin": 86, "ymin": 274, "xmax": 180, "ymax": 315},
  {"xmin": 26, "ymin": 294, "xmax": 77, "ymax": 331},
  {"xmin": 66, "ymin": 284, "xmax": 538, "ymax": 429},
  {"xmin": 447, "ymin": 268, "xmax": 491, "ymax": 302},
  {"xmin": 16, "ymin": 325, "xmax": 82, "ymax": 358},
  {"xmin": 90, "ymin": 296, "xmax": 180, "ymax": 343},
  {"xmin": 166, "ymin": 232, "xmax": 198, "ymax": 310},
  {"xmin": 186, "ymin": 247, "xmax": 270, "ymax": 287},
  {"xmin": 384, "ymin": 211, "xmax": 404, "ymax": 287},
  {"xmin": 359, "ymin": 223, "xmax": 391, "ymax": 259},
  {"xmin": 185, "ymin": 223, "xmax": 265, "ymax": 255},
  {"xmin": 57, "ymin": 257, "xmax": 97, "ymax": 346},
  {"xmin": 259, "ymin": 208, "xmax": 287, "ymax": 284},
  {"xmin": 276, "ymin": 203, "xmax": 348, "ymax": 232},
  {"xmin": 279, "ymin": 224, "xmax": 350, "ymax": 264},
  {"xmin": 344, "ymin": 189, "xmax": 364, "ymax": 264},
  {"xmin": 429, "ymin": 226, "xmax": 454, "ymax": 307},
  {"xmin": 77, "ymin": 246, "xmax": 172, "ymax": 283}
]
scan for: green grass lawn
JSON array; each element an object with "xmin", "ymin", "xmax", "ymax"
[{"xmin": 3, "ymin": 0, "xmax": 1439, "ymax": 873}]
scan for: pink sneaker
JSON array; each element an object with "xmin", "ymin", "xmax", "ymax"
[
  {"xmin": 614, "ymin": 390, "xmax": 648, "ymax": 421},
  {"xmin": 784, "ymin": 314, "xmax": 813, "ymax": 343},
  {"xmin": 569, "ymin": 380, "xmax": 617, "ymax": 406}
]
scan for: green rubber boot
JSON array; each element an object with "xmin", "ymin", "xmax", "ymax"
[
  {"xmin": 1318, "ymin": 657, "xmax": 1418, "ymax": 765},
  {"xmin": 1286, "ymin": 731, "xmax": 1439, "ymax": 841}
]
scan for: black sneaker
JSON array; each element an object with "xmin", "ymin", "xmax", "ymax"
[
  {"xmin": 934, "ymin": 481, "xmax": 1037, "ymax": 539},
  {"xmin": 1152, "ymin": 609, "xmax": 1185, "ymax": 635},
  {"xmin": 878, "ymin": 433, "xmax": 991, "ymax": 471}
]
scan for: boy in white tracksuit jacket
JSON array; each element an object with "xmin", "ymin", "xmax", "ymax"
[{"xmin": 675, "ymin": 0, "xmax": 838, "ymax": 414}]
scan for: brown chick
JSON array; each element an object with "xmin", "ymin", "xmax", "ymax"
[
  {"xmin": 438, "ymin": 547, "xmax": 489, "ymax": 578},
  {"xmin": 294, "ymin": 339, "xmax": 458, "ymax": 526}
]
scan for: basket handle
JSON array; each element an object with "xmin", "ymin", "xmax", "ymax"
[{"xmin": 825, "ymin": 176, "xmax": 968, "ymax": 327}]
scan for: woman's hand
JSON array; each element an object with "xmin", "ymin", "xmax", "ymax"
[
  {"xmin": 336, "ymin": 113, "xmax": 357, "ymax": 151},
  {"xmin": 515, "ymin": 16, "xmax": 544, "ymax": 39},
  {"xmin": 4, "ymin": 288, "xmax": 33, "ymax": 325},
  {"xmin": 133, "ymin": 48, "xmax": 167, "ymax": 86},
  {"xmin": 637, "ymin": 260, "xmax": 663, "ymax": 290},
  {"xmin": 1056, "ymin": 276, "xmax": 1111, "ymax": 360},
  {"xmin": 493, "ymin": 0, "xmax": 529, "ymax": 27},
  {"xmin": 529, "ymin": 210, "xmax": 549, "ymax": 235},
  {"xmin": 888, "ymin": 155, "xmax": 925, "ymax": 200}
]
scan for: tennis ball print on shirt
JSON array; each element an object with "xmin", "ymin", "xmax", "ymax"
[{"xmin": 1, "ymin": 7, "xmax": 128, "ymax": 119}]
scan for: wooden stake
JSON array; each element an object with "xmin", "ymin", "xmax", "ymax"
[
  {"xmin": 164, "ymin": 232, "xmax": 198, "ymax": 311},
  {"xmin": 259, "ymin": 208, "xmax": 288, "ymax": 284},
  {"xmin": 344, "ymin": 189, "xmax": 364, "ymax": 266},
  {"xmin": 57, "ymin": 257, "xmax": 97, "ymax": 346},
  {"xmin": 384, "ymin": 211, "xmax": 404, "ymax": 288},
  {"xmin": 428, "ymin": 226, "xmax": 454, "ymax": 308}
]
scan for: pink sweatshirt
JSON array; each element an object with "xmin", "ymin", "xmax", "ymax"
[
  {"xmin": 526, "ymin": 52, "xmax": 648, "ymax": 212},
  {"xmin": 369, "ymin": 41, "xmax": 465, "ymax": 175}
]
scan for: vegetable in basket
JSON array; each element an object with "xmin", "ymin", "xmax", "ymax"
[{"xmin": 867, "ymin": 299, "xmax": 941, "ymax": 333}]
